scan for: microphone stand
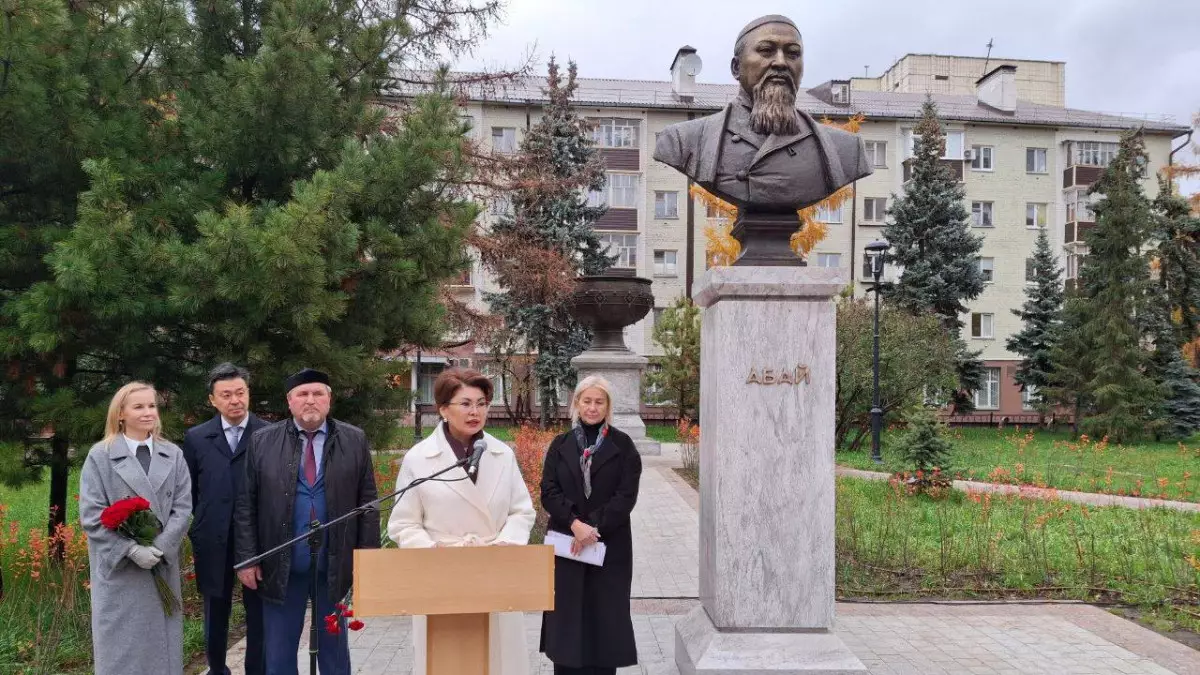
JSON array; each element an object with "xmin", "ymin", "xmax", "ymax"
[{"xmin": 234, "ymin": 454, "xmax": 470, "ymax": 675}]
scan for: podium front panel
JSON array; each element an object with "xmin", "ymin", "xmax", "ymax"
[{"xmin": 353, "ymin": 545, "xmax": 554, "ymax": 617}]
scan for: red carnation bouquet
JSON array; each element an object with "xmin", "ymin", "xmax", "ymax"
[{"xmin": 100, "ymin": 496, "xmax": 181, "ymax": 616}]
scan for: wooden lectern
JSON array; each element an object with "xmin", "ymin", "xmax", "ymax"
[{"xmin": 354, "ymin": 546, "xmax": 554, "ymax": 675}]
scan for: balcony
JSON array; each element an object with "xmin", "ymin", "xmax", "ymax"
[
  {"xmin": 598, "ymin": 148, "xmax": 639, "ymax": 171},
  {"xmin": 903, "ymin": 158, "xmax": 965, "ymax": 183},
  {"xmin": 1062, "ymin": 165, "xmax": 1105, "ymax": 189},
  {"xmin": 1064, "ymin": 220, "xmax": 1096, "ymax": 245}
]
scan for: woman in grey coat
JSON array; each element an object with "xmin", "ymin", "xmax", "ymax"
[{"xmin": 79, "ymin": 381, "xmax": 192, "ymax": 674}]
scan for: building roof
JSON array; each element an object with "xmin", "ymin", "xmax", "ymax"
[{"xmin": 384, "ymin": 73, "xmax": 1189, "ymax": 135}]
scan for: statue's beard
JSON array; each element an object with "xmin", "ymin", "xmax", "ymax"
[{"xmin": 750, "ymin": 78, "xmax": 800, "ymax": 136}]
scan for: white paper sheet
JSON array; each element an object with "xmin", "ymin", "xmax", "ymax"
[{"xmin": 544, "ymin": 529, "xmax": 606, "ymax": 567}]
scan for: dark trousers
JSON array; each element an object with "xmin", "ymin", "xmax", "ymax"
[
  {"xmin": 262, "ymin": 570, "xmax": 349, "ymax": 675},
  {"xmin": 553, "ymin": 667, "xmax": 616, "ymax": 675},
  {"xmin": 203, "ymin": 582, "xmax": 264, "ymax": 675}
]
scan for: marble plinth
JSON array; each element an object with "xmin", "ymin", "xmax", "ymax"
[
  {"xmin": 571, "ymin": 350, "xmax": 661, "ymax": 456},
  {"xmin": 677, "ymin": 266, "xmax": 861, "ymax": 673},
  {"xmin": 676, "ymin": 607, "xmax": 867, "ymax": 675}
]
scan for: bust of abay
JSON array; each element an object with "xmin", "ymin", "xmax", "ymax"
[{"xmin": 654, "ymin": 14, "xmax": 873, "ymax": 214}]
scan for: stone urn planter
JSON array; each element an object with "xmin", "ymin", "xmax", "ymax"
[
  {"xmin": 566, "ymin": 275, "xmax": 655, "ymax": 353},
  {"xmin": 565, "ymin": 275, "xmax": 660, "ymax": 455}
]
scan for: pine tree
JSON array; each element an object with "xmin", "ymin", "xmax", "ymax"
[
  {"xmin": 479, "ymin": 58, "xmax": 614, "ymax": 428},
  {"xmin": 645, "ymin": 297, "xmax": 701, "ymax": 421},
  {"xmin": 0, "ymin": 0, "xmax": 189, "ymax": 539},
  {"xmin": 881, "ymin": 96, "xmax": 985, "ymax": 409},
  {"xmin": 1006, "ymin": 228, "xmax": 1063, "ymax": 411},
  {"xmin": 1, "ymin": 0, "xmax": 500, "ymax": 535},
  {"xmin": 1071, "ymin": 131, "xmax": 1164, "ymax": 442}
]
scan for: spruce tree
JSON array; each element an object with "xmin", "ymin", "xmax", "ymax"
[
  {"xmin": 1006, "ymin": 228, "xmax": 1063, "ymax": 411},
  {"xmin": 1072, "ymin": 131, "xmax": 1164, "ymax": 442},
  {"xmin": 881, "ymin": 96, "xmax": 985, "ymax": 409},
  {"xmin": 1044, "ymin": 295, "xmax": 1094, "ymax": 436},
  {"xmin": 1151, "ymin": 175, "xmax": 1200, "ymax": 355},
  {"xmin": 480, "ymin": 58, "xmax": 614, "ymax": 428}
]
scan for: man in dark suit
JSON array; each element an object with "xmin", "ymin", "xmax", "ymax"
[{"xmin": 184, "ymin": 363, "xmax": 266, "ymax": 675}]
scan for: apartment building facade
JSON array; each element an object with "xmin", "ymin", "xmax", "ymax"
[{"xmin": 390, "ymin": 53, "xmax": 1190, "ymax": 419}]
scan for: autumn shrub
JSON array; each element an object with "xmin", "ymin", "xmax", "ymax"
[{"xmin": 512, "ymin": 424, "xmax": 559, "ymax": 544}]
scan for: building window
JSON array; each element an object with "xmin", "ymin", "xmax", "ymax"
[
  {"xmin": 1070, "ymin": 141, "xmax": 1119, "ymax": 168},
  {"xmin": 1066, "ymin": 190, "xmax": 1094, "ymax": 222},
  {"xmin": 974, "ymin": 367, "xmax": 1001, "ymax": 410},
  {"xmin": 864, "ymin": 141, "xmax": 887, "ymax": 168},
  {"xmin": 1026, "ymin": 202, "xmax": 1048, "ymax": 229},
  {"xmin": 971, "ymin": 312, "xmax": 994, "ymax": 339},
  {"xmin": 970, "ymin": 145, "xmax": 994, "ymax": 171},
  {"xmin": 653, "ymin": 308, "xmax": 664, "ymax": 327},
  {"xmin": 1065, "ymin": 254, "xmax": 1079, "ymax": 280},
  {"xmin": 491, "ymin": 195, "xmax": 514, "ymax": 218},
  {"xmin": 979, "ymin": 257, "xmax": 994, "ymax": 283},
  {"xmin": 653, "ymin": 250, "xmax": 678, "ymax": 276},
  {"xmin": 609, "ymin": 173, "xmax": 639, "ymax": 208},
  {"xmin": 1022, "ymin": 385, "xmax": 1039, "ymax": 411},
  {"xmin": 863, "ymin": 197, "xmax": 887, "ymax": 224},
  {"xmin": 590, "ymin": 117, "xmax": 640, "ymax": 148},
  {"xmin": 907, "ymin": 130, "xmax": 964, "ymax": 160},
  {"xmin": 815, "ymin": 203, "xmax": 843, "ymax": 223},
  {"xmin": 816, "ymin": 253, "xmax": 841, "ymax": 268},
  {"xmin": 599, "ymin": 233, "xmax": 638, "ymax": 269},
  {"xmin": 654, "ymin": 191, "xmax": 679, "ymax": 219},
  {"xmin": 1026, "ymin": 147, "xmax": 1048, "ymax": 174},
  {"xmin": 491, "ymin": 127, "xmax": 517, "ymax": 153},
  {"xmin": 971, "ymin": 201, "xmax": 994, "ymax": 228},
  {"xmin": 1025, "ymin": 257, "xmax": 1036, "ymax": 283},
  {"xmin": 416, "ymin": 362, "xmax": 447, "ymax": 404},
  {"xmin": 862, "ymin": 251, "xmax": 887, "ymax": 279},
  {"xmin": 831, "ymin": 82, "xmax": 850, "ymax": 104}
]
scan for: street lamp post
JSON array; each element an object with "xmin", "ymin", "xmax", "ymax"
[
  {"xmin": 865, "ymin": 239, "xmax": 890, "ymax": 465},
  {"xmin": 412, "ymin": 349, "xmax": 424, "ymax": 442}
]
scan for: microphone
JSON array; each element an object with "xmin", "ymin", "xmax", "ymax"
[{"xmin": 467, "ymin": 439, "xmax": 486, "ymax": 478}]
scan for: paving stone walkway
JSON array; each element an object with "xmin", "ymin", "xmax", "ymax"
[
  {"xmin": 835, "ymin": 466, "xmax": 1200, "ymax": 513},
  {"xmin": 216, "ymin": 449, "xmax": 1200, "ymax": 674}
]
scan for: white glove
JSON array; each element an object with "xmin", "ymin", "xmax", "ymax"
[{"xmin": 127, "ymin": 544, "xmax": 164, "ymax": 569}]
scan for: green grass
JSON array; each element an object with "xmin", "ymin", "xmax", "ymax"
[
  {"xmin": 1, "ymin": 475, "xmax": 208, "ymax": 674},
  {"xmin": 838, "ymin": 427, "xmax": 1200, "ymax": 502},
  {"xmin": 836, "ymin": 476, "xmax": 1200, "ymax": 632}
]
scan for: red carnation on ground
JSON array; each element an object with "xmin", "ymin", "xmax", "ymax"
[{"xmin": 348, "ymin": 620, "xmax": 365, "ymax": 631}]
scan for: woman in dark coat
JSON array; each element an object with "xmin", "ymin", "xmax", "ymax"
[{"xmin": 539, "ymin": 375, "xmax": 643, "ymax": 675}]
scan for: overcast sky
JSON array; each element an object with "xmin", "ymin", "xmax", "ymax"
[{"xmin": 455, "ymin": 0, "xmax": 1200, "ymax": 172}]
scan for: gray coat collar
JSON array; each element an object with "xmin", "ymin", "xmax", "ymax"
[{"xmin": 108, "ymin": 434, "xmax": 175, "ymax": 523}]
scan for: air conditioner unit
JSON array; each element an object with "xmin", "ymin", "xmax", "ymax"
[{"xmin": 963, "ymin": 149, "xmax": 975, "ymax": 161}]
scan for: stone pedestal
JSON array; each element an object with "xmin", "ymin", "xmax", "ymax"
[
  {"xmin": 571, "ymin": 350, "xmax": 662, "ymax": 456},
  {"xmin": 676, "ymin": 266, "xmax": 865, "ymax": 674}
]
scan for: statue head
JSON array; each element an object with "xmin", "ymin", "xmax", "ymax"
[{"xmin": 731, "ymin": 15, "xmax": 804, "ymax": 136}]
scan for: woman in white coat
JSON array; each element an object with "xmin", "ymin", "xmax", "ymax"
[{"xmin": 388, "ymin": 367, "xmax": 536, "ymax": 675}]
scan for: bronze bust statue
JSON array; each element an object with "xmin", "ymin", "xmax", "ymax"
[{"xmin": 654, "ymin": 14, "xmax": 873, "ymax": 265}]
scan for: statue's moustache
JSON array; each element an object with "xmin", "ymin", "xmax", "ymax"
[{"xmin": 755, "ymin": 72, "xmax": 796, "ymax": 93}]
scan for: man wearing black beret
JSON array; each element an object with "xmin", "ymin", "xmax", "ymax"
[{"xmin": 233, "ymin": 368, "xmax": 379, "ymax": 675}]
